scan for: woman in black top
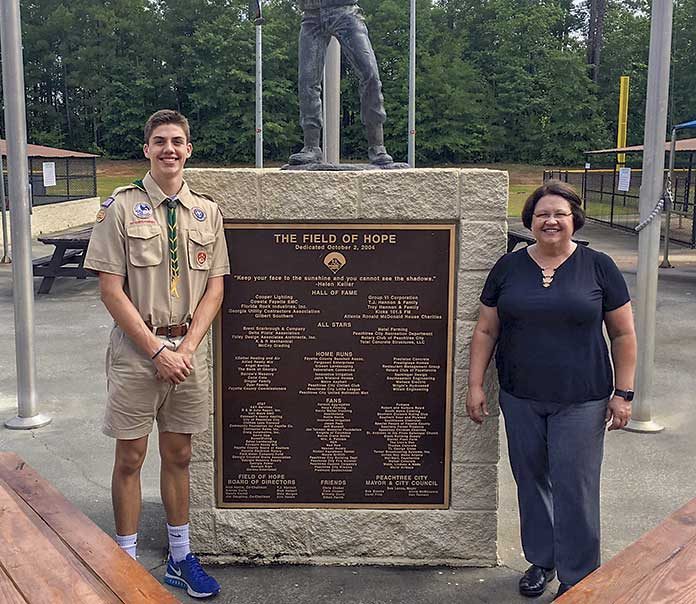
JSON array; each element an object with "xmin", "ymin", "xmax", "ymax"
[{"xmin": 466, "ymin": 180, "xmax": 637, "ymax": 600}]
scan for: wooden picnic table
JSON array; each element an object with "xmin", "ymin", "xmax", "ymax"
[
  {"xmin": 557, "ymin": 496, "xmax": 696, "ymax": 602},
  {"xmin": 33, "ymin": 226, "xmax": 93, "ymax": 294},
  {"xmin": 0, "ymin": 452, "xmax": 180, "ymax": 603}
]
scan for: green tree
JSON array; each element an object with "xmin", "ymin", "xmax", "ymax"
[
  {"xmin": 671, "ymin": 0, "xmax": 696, "ymax": 128},
  {"xmin": 8, "ymin": 0, "xmax": 689, "ymax": 166},
  {"xmin": 595, "ymin": 0, "xmax": 650, "ymax": 149}
]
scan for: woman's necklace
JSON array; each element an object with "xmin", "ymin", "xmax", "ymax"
[
  {"xmin": 540, "ymin": 266, "xmax": 556, "ymax": 288},
  {"xmin": 529, "ymin": 244, "xmax": 576, "ymax": 289}
]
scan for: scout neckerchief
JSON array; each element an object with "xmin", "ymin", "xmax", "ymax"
[
  {"xmin": 166, "ymin": 197, "xmax": 180, "ymax": 298},
  {"xmin": 132, "ymin": 180, "xmax": 180, "ymax": 298}
]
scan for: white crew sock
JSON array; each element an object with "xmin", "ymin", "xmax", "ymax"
[
  {"xmin": 167, "ymin": 522, "xmax": 191, "ymax": 563},
  {"xmin": 116, "ymin": 532, "xmax": 137, "ymax": 559}
]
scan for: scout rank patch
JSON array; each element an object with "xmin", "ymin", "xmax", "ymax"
[
  {"xmin": 197, "ymin": 251, "xmax": 207, "ymax": 265},
  {"xmin": 133, "ymin": 202, "xmax": 153, "ymax": 219},
  {"xmin": 96, "ymin": 195, "xmax": 115, "ymax": 222},
  {"xmin": 192, "ymin": 207, "xmax": 206, "ymax": 222}
]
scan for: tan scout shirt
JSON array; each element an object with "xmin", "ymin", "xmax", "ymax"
[{"xmin": 84, "ymin": 172, "xmax": 230, "ymax": 327}]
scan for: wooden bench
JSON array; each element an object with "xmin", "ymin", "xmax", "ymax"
[
  {"xmin": 507, "ymin": 229, "xmax": 590, "ymax": 253},
  {"xmin": 557, "ymin": 497, "xmax": 696, "ymax": 602},
  {"xmin": 33, "ymin": 226, "xmax": 93, "ymax": 294},
  {"xmin": 0, "ymin": 452, "xmax": 180, "ymax": 603}
]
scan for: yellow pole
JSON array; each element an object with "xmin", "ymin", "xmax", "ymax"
[{"xmin": 617, "ymin": 76, "xmax": 630, "ymax": 166}]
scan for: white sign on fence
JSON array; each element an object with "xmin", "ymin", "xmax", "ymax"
[
  {"xmin": 42, "ymin": 162, "xmax": 56, "ymax": 187},
  {"xmin": 617, "ymin": 167, "xmax": 631, "ymax": 192}
]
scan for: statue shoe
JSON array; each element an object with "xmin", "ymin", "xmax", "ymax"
[
  {"xmin": 519, "ymin": 564, "xmax": 556, "ymax": 597},
  {"xmin": 288, "ymin": 146, "xmax": 324, "ymax": 165},
  {"xmin": 368, "ymin": 145, "xmax": 393, "ymax": 166}
]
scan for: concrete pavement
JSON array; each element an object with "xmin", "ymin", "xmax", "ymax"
[{"xmin": 1, "ymin": 219, "xmax": 695, "ymax": 603}]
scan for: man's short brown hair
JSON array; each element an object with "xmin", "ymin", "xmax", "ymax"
[
  {"xmin": 521, "ymin": 179, "xmax": 586, "ymax": 233},
  {"xmin": 144, "ymin": 110, "xmax": 190, "ymax": 143}
]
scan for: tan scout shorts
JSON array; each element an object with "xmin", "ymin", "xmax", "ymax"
[{"xmin": 103, "ymin": 326, "xmax": 210, "ymax": 440}]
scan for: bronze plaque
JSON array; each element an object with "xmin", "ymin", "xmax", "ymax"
[{"xmin": 216, "ymin": 224, "xmax": 455, "ymax": 508}]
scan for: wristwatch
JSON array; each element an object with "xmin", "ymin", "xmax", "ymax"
[{"xmin": 613, "ymin": 388, "xmax": 634, "ymax": 401}]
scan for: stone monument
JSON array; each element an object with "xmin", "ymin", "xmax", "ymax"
[{"xmin": 184, "ymin": 167, "xmax": 507, "ymax": 566}]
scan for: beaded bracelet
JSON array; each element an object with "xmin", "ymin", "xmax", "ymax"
[{"xmin": 151, "ymin": 344, "xmax": 166, "ymax": 360}]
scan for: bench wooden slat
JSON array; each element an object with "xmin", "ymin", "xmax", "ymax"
[
  {"xmin": 612, "ymin": 536, "xmax": 696, "ymax": 603},
  {"xmin": 33, "ymin": 266, "xmax": 90, "ymax": 278},
  {"xmin": 558, "ymin": 497, "xmax": 696, "ymax": 603},
  {"xmin": 0, "ymin": 453, "xmax": 179, "ymax": 604},
  {"xmin": 0, "ymin": 478, "xmax": 118, "ymax": 604},
  {"xmin": 33, "ymin": 249, "xmax": 82, "ymax": 267},
  {"xmin": 0, "ymin": 564, "xmax": 30, "ymax": 604},
  {"xmin": 38, "ymin": 227, "xmax": 93, "ymax": 244}
]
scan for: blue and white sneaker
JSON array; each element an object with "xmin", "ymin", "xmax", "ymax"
[{"xmin": 164, "ymin": 553, "xmax": 221, "ymax": 598}]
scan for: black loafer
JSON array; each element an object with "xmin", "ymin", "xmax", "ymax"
[
  {"xmin": 554, "ymin": 583, "xmax": 573, "ymax": 600},
  {"xmin": 519, "ymin": 564, "xmax": 556, "ymax": 597}
]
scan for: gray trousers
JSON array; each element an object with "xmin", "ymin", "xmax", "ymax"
[
  {"xmin": 499, "ymin": 390, "xmax": 608, "ymax": 585},
  {"xmin": 298, "ymin": 5, "xmax": 386, "ymax": 132}
]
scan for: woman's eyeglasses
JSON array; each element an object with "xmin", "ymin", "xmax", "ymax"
[{"xmin": 533, "ymin": 212, "xmax": 573, "ymax": 220}]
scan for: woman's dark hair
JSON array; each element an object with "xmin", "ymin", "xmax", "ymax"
[{"xmin": 521, "ymin": 180, "xmax": 586, "ymax": 233}]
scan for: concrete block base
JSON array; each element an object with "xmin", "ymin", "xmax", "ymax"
[{"xmin": 185, "ymin": 167, "xmax": 507, "ymax": 566}]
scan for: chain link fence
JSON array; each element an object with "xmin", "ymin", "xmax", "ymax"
[
  {"xmin": 28, "ymin": 157, "xmax": 97, "ymax": 206},
  {"xmin": 544, "ymin": 165, "xmax": 696, "ymax": 247}
]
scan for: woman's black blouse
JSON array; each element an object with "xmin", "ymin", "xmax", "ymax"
[{"xmin": 480, "ymin": 244, "xmax": 630, "ymax": 404}]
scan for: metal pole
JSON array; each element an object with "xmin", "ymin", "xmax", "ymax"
[
  {"xmin": 616, "ymin": 75, "xmax": 630, "ymax": 168},
  {"xmin": 407, "ymin": 0, "xmax": 416, "ymax": 167},
  {"xmin": 0, "ymin": 154, "xmax": 10, "ymax": 263},
  {"xmin": 659, "ymin": 128, "xmax": 676, "ymax": 268},
  {"xmin": 324, "ymin": 37, "xmax": 340, "ymax": 164},
  {"xmin": 1, "ymin": 0, "xmax": 50, "ymax": 430},
  {"xmin": 625, "ymin": 0, "xmax": 672, "ymax": 434},
  {"xmin": 255, "ymin": 23, "xmax": 263, "ymax": 168}
]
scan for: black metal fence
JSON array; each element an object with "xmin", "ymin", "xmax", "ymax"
[
  {"xmin": 28, "ymin": 157, "xmax": 97, "ymax": 206},
  {"xmin": 2, "ymin": 157, "xmax": 97, "ymax": 208},
  {"xmin": 544, "ymin": 166, "xmax": 696, "ymax": 247}
]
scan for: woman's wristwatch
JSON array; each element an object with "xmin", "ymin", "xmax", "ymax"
[{"xmin": 613, "ymin": 388, "xmax": 635, "ymax": 401}]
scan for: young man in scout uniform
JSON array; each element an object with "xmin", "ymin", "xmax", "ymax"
[{"xmin": 85, "ymin": 110, "xmax": 229, "ymax": 599}]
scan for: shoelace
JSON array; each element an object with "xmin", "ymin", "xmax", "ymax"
[{"xmin": 184, "ymin": 555, "xmax": 209, "ymax": 582}]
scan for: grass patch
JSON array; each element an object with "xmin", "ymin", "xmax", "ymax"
[
  {"xmin": 509, "ymin": 184, "xmax": 535, "ymax": 218},
  {"xmin": 97, "ymin": 175, "xmax": 144, "ymax": 200},
  {"xmin": 585, "ymin": 200, "xmax": 639, "ymax": 218}
]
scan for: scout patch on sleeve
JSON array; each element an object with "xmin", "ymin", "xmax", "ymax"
[
  {"xmin": 133, "ymin": 202, "xmax": 153, "ymax": 219},
  {"xmin": 101, "ymin": 196, "xmax": 115, "ymax": 208},
  {"xmin": 197, "ymin": 251, "xmax": 207, "ymax": 265},
  {"xmin": 192, "ymin": 207, "xmax": 207, "ymax": 222},
  {"xmin": 95, "ymin": 208, "xmax": 107, "ymax": 223}
]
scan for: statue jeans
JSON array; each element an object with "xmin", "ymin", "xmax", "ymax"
[{"xmin": 298, "ymin": 5, "xmax": 387, "ymax": 132}]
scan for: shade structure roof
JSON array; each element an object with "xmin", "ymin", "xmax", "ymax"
[
  {"xmin": 585, "ymin": 137, "xmax": 696, "ymax": 155},
  {"xmin": 0, "ymin": 139, "xmax": 98, "ymax": 159}
]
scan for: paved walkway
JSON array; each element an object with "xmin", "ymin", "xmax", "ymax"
[{"xmin": 0, "ymin": 219, "xmax": 695, "ymax": 603}]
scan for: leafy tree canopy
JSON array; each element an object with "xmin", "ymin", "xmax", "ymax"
[{"xmin": 0, "ymin": 0, "xmax": 692, "ymax": 165}]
